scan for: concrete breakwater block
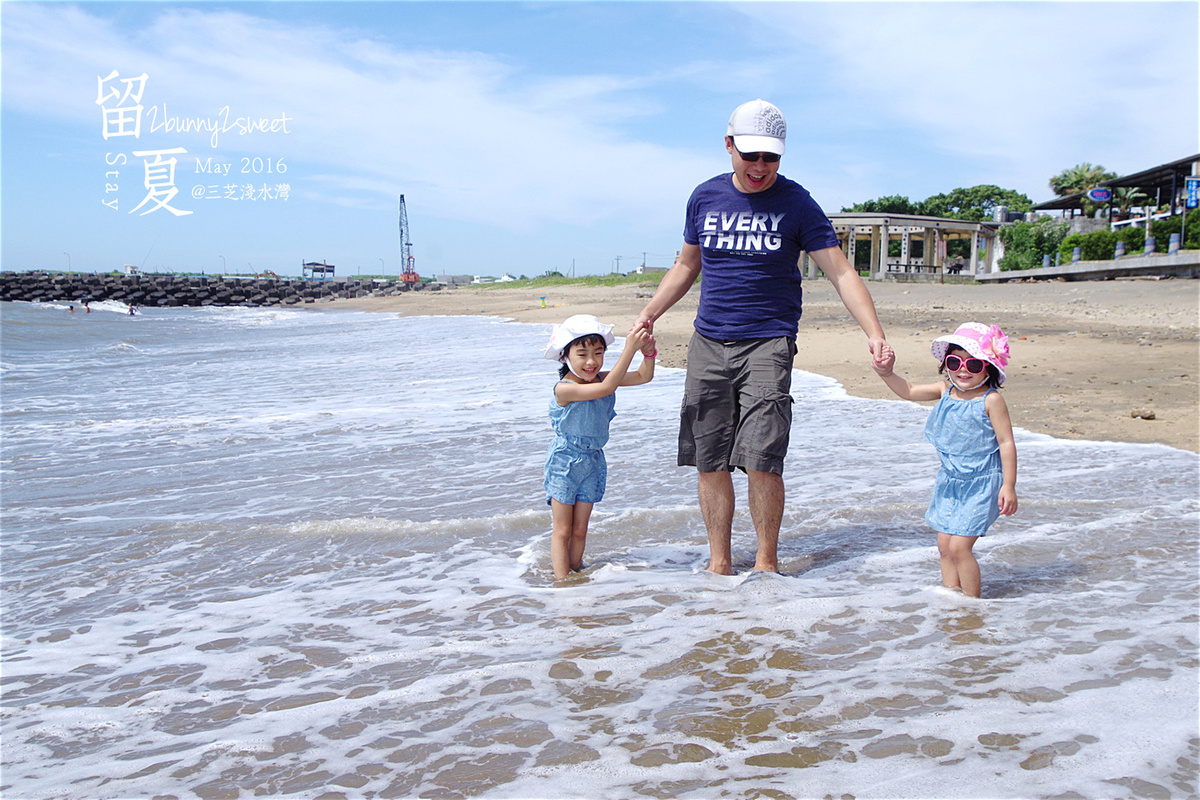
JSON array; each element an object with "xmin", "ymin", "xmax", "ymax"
[{"xmin": 0, "ymin": 271, "xmax": 423, "ymax": 308}]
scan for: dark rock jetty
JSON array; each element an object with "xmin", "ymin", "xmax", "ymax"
[{"xmin": 0, "ymin": 271, "xmax": 437, "ymax": 307}]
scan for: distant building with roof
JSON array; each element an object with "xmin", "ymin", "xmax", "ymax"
[
  {"xmin": 1031, "ymin": 154, "xmax": 1200, "ymax": 232},
  {"xmin": 826, "ymin": 213, "xmax": 1000, "ymax": 279}
]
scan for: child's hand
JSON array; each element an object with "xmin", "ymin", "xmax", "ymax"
[
  {"xmin": 998, "ymin": 487, "xmax": 1018, "ymax": 516},
  {"xmin": 872, "ymin": 343, "xmax": 895, "ymax": 376},
  {"xmin": 627, "ymin": 326, "xmax": 650, "ymax": 352},
  {"xmin": 641, "ymin": 333, "xmax": 657, "ymax": 358}
]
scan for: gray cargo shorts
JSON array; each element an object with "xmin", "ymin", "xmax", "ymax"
[{"xmin": 677, "ymin": 332, "xmax": 797, "ymax": 475}]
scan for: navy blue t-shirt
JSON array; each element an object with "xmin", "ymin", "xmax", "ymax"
[{"xmin": 683, "ymin": 173, "xmax": 839, "ymax": 339}]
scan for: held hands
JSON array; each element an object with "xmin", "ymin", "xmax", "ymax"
[
  {"xmin": 627, "ymin": 321, "xmax": 655, "ymax": 357},
  {"xmin": 620, "ymin": 323, "xmax": 656, "ymax": 387},
  {"xmin": 626, "ymin": 325, "xmax": 651, "ymax": 356},
  {"xmin": 641, "ymin": 332, "xmax": 657, "ymax": 358},
  {"xmin": 872, "ymin": 342, "xmax": 896, "ymax": 377}
]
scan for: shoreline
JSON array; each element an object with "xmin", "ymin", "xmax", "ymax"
[{"xmin": 336, "ymin": 278, "xmax": 1200, "ymax": 454}]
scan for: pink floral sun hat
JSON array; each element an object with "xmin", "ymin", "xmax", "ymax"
[{"xmin": 930, "ymin": 322, "xmax": 1010, "ymax": 386}]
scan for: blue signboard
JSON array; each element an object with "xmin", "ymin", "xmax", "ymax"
[
  {"xmin": 1086, "ymin": 187, "xmax": 1112, "ymax": 202},
  {"xmin": 1186, "ymin": 176, "xmax": 1200, "ymax": 209}
]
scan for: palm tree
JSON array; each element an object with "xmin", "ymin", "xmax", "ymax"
[
  {"xmin": 1049, "ymin": 163, "xmax": 1117, "ymax": 197},
  {"xmin": 1112, "ymin": 186, "xmax": 1151, "ymax": 216}
]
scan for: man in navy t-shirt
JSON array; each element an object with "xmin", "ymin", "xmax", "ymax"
[{"xmin": 635, "ymin": 99, "xmax": 888, "ymax": 576}]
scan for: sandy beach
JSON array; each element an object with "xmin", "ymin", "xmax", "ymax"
[{"xmin": 337, "ymin": 277, "xmax": 1199, "ymax": 453}]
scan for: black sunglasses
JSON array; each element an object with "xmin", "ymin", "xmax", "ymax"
[
  {"xmin": 944, "ymin": 354, "xmax": 987, "ymax": 374},
  {"xmin": 734, "ymin": 146, "xmax": 780, "ymax": 163}
]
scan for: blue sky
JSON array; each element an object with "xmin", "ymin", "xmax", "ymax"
[{"xmin": 2, "ymin": 1, "xmax": 1197, "ymax": 278}]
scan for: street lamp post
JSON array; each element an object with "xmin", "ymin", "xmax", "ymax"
[{"xmin": 64, "ymin": 252, "xmax": 71, "ymax": 270}]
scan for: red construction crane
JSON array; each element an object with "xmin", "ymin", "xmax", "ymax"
[{"xmin": 399, "ymin": 194, "xmax": 419, "ymax": 284}]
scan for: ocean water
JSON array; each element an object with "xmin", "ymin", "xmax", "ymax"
[{"xmin": 1, "ymin": 300, "xmax": 1197, "ymax": 800}]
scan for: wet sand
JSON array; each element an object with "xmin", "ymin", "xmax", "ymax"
[{"xmin": 337, "ymin": 277, "xmax": 1199, "ymax": 453}]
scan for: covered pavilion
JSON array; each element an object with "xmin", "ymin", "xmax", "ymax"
[{"xmin": 819, "ymin": 213, "xmax": 1000, "ymax": 280}]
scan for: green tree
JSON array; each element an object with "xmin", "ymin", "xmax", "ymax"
[
  {"xmin": 841, "ymin": 194, "xmax": 922, "ymax": 215},
  {"xmin": 1111, "ymin": 186, "xmax": 1151, "ymax": 215},
  {"xmin": 921, "ymin": 185, "xmax": 1033, "ymax": 222},
  {"xmin": 997, "ymin": 216, "xmax": 1071, "ymax": 271},
  {"xmin": 1049, "ymin": 163, "xmax": 1117, "ymax": 197},
  {"xmin": 1049, "ymin": 163, "xmax": 1119, "ymax": 217},
  {"xmin": 844, "ymin": 186, "xmax": 1032, "ymax": 222}
]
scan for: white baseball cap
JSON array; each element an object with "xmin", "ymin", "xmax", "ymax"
[{"xmin": 727, "ymin": 99, "xmax": 786, "ymax": 156}]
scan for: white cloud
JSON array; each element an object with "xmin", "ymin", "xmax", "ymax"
[
  {"xmin": 5, "ymin": 2, "xmax": 1194, "ymax": 274},
  {"xmin": 2, "ymin": 3, "xmax": 710, "ymax": 238},
  {"xmin": 737, "ymin": 2, "xmax": 1198, "ymax": 203}
]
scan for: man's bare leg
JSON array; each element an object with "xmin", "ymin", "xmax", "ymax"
[
  {"xmin": 747, "ymin": 470, "xmax": 783, "ymax": 573},
  {"xmin": 698, "ymin": 470, "xmax": 735, "ymax": 574}
]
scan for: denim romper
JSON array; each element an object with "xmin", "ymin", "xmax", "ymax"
[
  {"xmin": 544, "ymin": 388, "xmax": 616, "ymax": 506},
  {"xmin": 924, "ymin": 387, "xmax": 1004, "ymax": 537}
]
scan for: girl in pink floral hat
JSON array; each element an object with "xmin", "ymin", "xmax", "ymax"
[{"xmin": 872, "ymin": 323, "xmax": 1018, "ymax": 598}]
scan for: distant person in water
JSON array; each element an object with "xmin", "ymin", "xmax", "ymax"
[{"xmin": 542, "ymin": 314, "xmax": 656, "ymax": 580}]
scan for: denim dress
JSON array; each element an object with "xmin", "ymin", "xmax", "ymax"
[
  {"xmin": 923, "ymin": 387, "xmax": 1003, "ymax": 537},
  {"xmin": 544, "ymin": 388, "xmax": 616, "ymax": 506}
]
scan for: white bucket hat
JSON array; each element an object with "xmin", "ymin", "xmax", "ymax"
[
  {"xmin": 543, "ymin": 314, "xmax": 615, "ymax": 362},
  {"xmin": 931, "ymin": 322, "xmax": 1010, "ymax": 386},
  {"xmin": 727, "ymin": 99, "xmax": 786, "ymax": 156}
]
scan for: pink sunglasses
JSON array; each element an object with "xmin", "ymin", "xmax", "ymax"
[{"xmin": 944, "ymin": 354, "xmax": 988, "ymax": 374}]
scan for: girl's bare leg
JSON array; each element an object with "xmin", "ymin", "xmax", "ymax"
[
  {"xmin": 550, "ymin": 499, "xmax": 576, "ymax": 579},
  {"xmin": 551, "ymin": 499, "xmax": 594, "ymax": 579},
  {"xmin": 936, "ymin": 532, "xmax": 958, "ymax": 589},
  {"xmin": 568, "ymin": 501, "xmax": 593, "ymax": 572},
  {"xmin": 938, "ymin": 532, "xmax": 981, "ymax": 598}
]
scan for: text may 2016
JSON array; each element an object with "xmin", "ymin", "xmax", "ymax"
[{"xmin": 194, "ymin": 157, "xmax": 288, "ymax": 176}]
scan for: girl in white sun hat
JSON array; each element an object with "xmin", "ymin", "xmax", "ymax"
[
  {"xmin": 542, "ymin": 314, "xmax": 656, "ymax": 580},
  {"xmin": 872, "ymin": 322, "xmax": 1018, "ymax": 598}
]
